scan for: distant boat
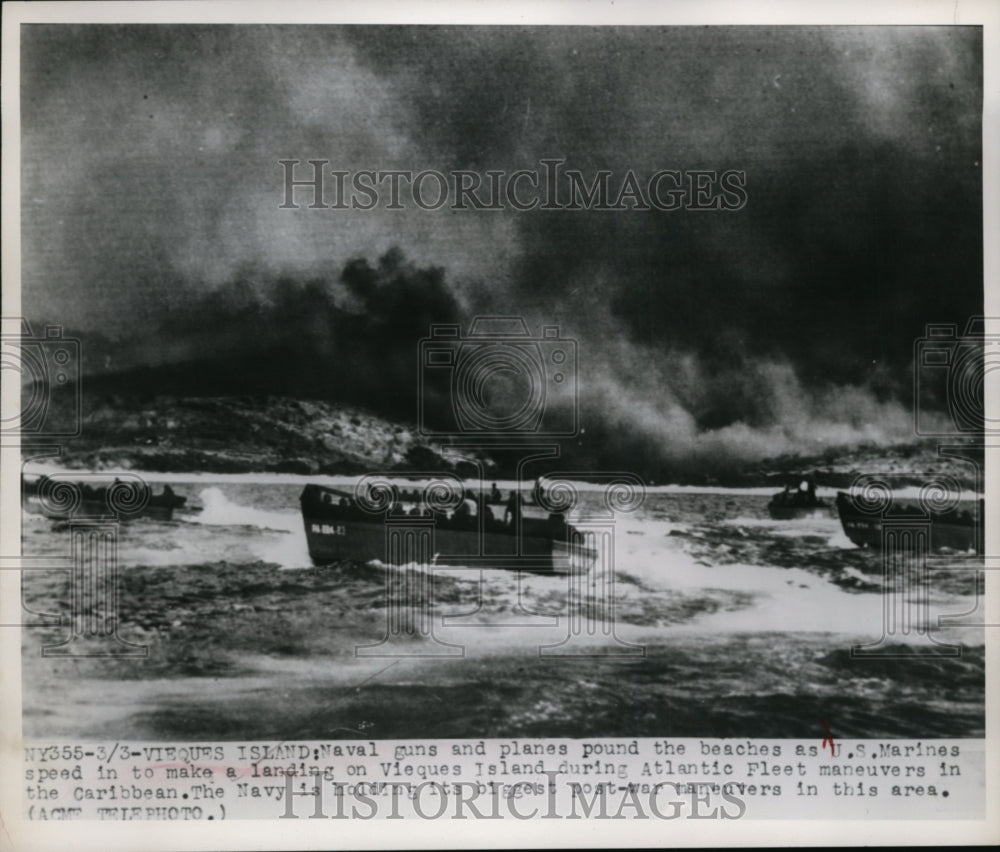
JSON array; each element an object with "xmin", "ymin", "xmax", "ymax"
[
  {"xmin": 22, "ymin": 477, "xmax": 188, "ymax": 522},
  {"xmin": 300, "ymin": 483, "xmax": 596, "ymax": 573},
  {"xmin": 835, "ymin": 491, "xmax": 982, "ymax": 553},
  {"xmin": 767, "ymin": 481, "xmax": 828, "ymax": 519}
]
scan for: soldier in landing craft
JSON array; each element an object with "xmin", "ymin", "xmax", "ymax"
[
  {"xmin": 451, "ymin": 490, "xmax": 479, "ymax": 530},
  {"xmin": 504, "ymin": 490, "xmax": 521, "ymax": 527}
]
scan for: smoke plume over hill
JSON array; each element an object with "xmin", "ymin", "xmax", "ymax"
[{"xmin": 19, "ymin": 26, "xmax": 983, "ymax": 476}]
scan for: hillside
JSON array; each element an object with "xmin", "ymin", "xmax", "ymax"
[
  {"xmin": 741, "ymin": 441, "xmax": 982, "ymax": 491},
  {"xmin": 31, "ymin": 393, "xmax": 981, "ymax": 490},
  {"xmin": 45, "ymin": 395, "xmax": 479, "ymax": 476}
]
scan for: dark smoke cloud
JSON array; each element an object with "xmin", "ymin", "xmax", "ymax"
[
  {"xmin": 20, "ymin": 25, "xmax": 982, "ymax": 473},
  {"xmin": 97, "ymin": 250, "xmax": 461, "ymax": 422}
]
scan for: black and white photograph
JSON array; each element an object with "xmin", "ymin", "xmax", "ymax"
[{"xmin": 1, "ymin": 0, "xmax": 997, "ymax": 846}]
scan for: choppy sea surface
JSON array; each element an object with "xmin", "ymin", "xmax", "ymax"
[{"xmin": 20, "ymin": 475, "xmax": 985, "ymax": 740}]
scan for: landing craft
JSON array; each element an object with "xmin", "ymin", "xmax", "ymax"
[
  {"xmin": 835, "ymin": 490, "xmax": 983, "ymax": 553},
  {"xmin": 767, "ymin": 474, "xmax": 829, "ymax": 520},
  {"xmin": 22, "ymin": 475, "xmax": 189, "ymax": 522},
  {"xmin": 299, "ymin": 482, "xmax": 596, "ymax": 573}
]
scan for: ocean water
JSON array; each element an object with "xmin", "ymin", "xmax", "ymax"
[{"xmin": 20, "ymin": 476, "xmax": 986, "ymax": 740}]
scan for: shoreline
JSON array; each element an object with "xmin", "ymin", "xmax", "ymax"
[{"xmin": 20, "ymin": 461, "xmax": 986, "ymax": 500}]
